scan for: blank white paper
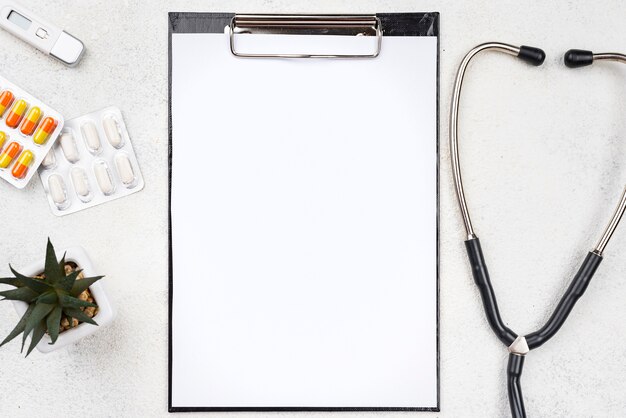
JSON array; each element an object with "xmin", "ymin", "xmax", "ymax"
[{"xmin": 171, "ymin": 30, "xmax": 437, "ymax": 408}]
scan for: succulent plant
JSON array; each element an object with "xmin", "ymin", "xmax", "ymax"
[{"xmin": 0, "ymin": 239, "xmax": 103, "ymax": 356}]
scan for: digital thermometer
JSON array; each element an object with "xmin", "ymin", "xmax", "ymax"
[{"xmin": 0, "ymin": 1, "xmax": 84, "ymax": 66}]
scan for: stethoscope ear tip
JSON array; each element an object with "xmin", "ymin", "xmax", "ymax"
[
  {"xmin": 518, "ymin": 45, "xmax": 546, "ymax": 66},
  {"xmin": 564, "ymin": 49, "xmax": 594, "ymax": 68}
]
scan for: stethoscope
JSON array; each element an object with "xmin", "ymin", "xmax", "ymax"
[{"xmin": 450, "ymin": 43, "xmax": 626, "ymax": 418}]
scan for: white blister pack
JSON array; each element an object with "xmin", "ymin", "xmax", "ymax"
[
  {"xmin": 38, "ymin": 107, "xmax": 144, "ymax": 216},
  {"xmin": 0, "ymin": 75, "xmax": 64, "ymax": 188}
]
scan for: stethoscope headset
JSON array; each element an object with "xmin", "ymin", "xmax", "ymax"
[{"xmin": 450, "ymin": 44, "xmax": 626, "ymax": 418}]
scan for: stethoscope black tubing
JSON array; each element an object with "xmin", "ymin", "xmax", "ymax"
[
  {"xmin": 465, "ymin": 238, "xmax": 517, "ymax": 345},
  {"xmin": 465, "ymin": 237, "xmax": 603, "ymax": 417},
  {"xmin": 525, "ymin": 252, "xmax": 602, "ymax": 349},
  {"xmin": 507, "ymin": 354, "xmax": 525, "ymax": 418}
]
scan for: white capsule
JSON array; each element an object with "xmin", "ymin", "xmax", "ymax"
[
  {"xmin": 94, "ymin": 161, "xmax": 115, "ymax": 195},
  {"xmin": 70, "ymin": 167, "xmax": 90, "ymax": 197},
  {"xmin": 41, "ymin": 150, "xmax": 56, "ymax": 169},
  {"xmin": 114, "ymin": 153, "xmax": 135, "ymax": 186},
  {"xmin": 81, "ymin": 121, "xmax": 102, "ymax": 154},
  {"xmin": 60, "ymin": 132, "xmax": 80, "ymax": 162},
  {"xmin": 103, "ymin": 116, "xmax": 123, "ymax": 148},
  {"xmin": 48, "ymin": 174, "xmax": 67, "ymax": 205}
]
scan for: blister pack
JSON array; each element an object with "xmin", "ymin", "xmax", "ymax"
[
  {"xmin": 0, "ymin": 76, "xmax": 64, "ymax": 188},
  {"xmin": 38, "ymin": 107, "xmax": 144, "ymax": 216}
]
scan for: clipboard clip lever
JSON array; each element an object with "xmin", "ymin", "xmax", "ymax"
[{"xmin": 229, "ymin": 14, "xmax": 383, "ymax": 58}]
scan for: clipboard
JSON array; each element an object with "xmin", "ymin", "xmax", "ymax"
[{"xmin": 168, "ymin": 12, "xmax": 440, "ymax": 412}]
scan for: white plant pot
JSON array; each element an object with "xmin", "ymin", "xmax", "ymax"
[{"xmin": 11, "ymin": 246, "xmax": 115, "ymax": 353}]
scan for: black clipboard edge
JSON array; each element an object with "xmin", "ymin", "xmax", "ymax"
[
  {"xmin": 168, "ymin": 11, "xmax": 440, "ymax": 413},
  {"xmin": 169, "ymin": 407, "xmax": 440, "ymax": 413},
  {"xmin": 168, "ymin": 12, "xmax": 439, "ymax": 36}
]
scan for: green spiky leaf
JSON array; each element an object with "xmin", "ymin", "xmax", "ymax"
[
  {"xmin": 0, "ymin": 287, "xmax": 38, "ymax": 302},
  {"xmin": 65, "ymin": 312, "xmax": 74, "ymax": 328},
  {"xmin": 70, "ymin": 276, "xmax": 103, "ymax": 297},
  {"xmin": 63, "ymin": 308, "xmax": 98, "ymax": 326},
  {"xmin": 0, "ymin": 277, "xmax": 23, "ymax": 287},
  {"xmin": 0, "ymin": 304, "xmax": 35, "ymax": 347},
  {"xmin": 56, "ymin": 270, "xmax": 81, "ymax": 292},
  {"xmin": 36, "ymin": 290, "xmax": 59, "ymax": 304},
  {"xmin": 60, "ymin": 294, "xmax": 96, "ymax": 309},
  {"xmin": 46, "ymin": 306, "xmax": 63, "ymax": 345},
  {"xmin": 56, "ymin": 253, "xmax": 67, "ymax": 284},
  {"xmin": 9, "ymin": 266, "xmax": 51, "ymax": 293},
  {"xmin": 22, "ymin": 303, "xmax": 55, "ymax": 352},
  {"xmin": 26, "ymin": 320, "xmax": 47, "ymax": 356},
  {"xmin": 44, "ymin": 238, "xmax": 61, "ymax": 284}
]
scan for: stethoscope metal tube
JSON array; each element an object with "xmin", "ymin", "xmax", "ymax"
[
  {"xmin": 563, "ymin": 50, "xmax": 626, "ymax": 256},
  {"xmin": 451, "ymin": 44, "xmax": 626, "ymax": 418},
  {"xmin": 595, "ymin": 187, "xmax": 626, "ymax": 254},
  {"xmin": 450, "ymin": 42, "xmax": 521, "ymax": 240}
]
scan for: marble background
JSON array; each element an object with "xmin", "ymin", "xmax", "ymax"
[{"xmin": 0, "ymin": 1, "xmax": 625, "ymax": 417}]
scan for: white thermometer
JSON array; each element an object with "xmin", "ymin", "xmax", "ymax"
[{"xmin": 0, "ymin": 1, "xmax": 84, "ymax": 66}]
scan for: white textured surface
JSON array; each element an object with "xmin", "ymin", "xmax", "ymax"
[{"xmin": 0, "ymin": 1, "xmax": 625, "ymax": 417}]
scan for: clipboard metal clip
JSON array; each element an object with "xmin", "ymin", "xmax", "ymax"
[{"xmin": 229, "ymin": 14, "xmax": 383, "ymax": 58}]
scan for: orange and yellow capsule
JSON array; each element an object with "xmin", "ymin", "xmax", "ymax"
[
  {"xmin": 0, "ymin": 142, "xmax": 22, "ymax": 168},
  {"xmin": 0, "ymin": 131, "xmax": 6, "ymax": 151},
  {"xmin": 5, "ymin": 99, "xmax": 28, "ymax": 128},
  {"xmin": 0, "ymin": 90, "xmax": 14, "ymax": 117},
  {"xmin": 20, "ymin": 106, "xmax": 41, "ymax": 136},
  {"xmin": 11, "ymin": 150, "xmax": 33, "ymax": 179},
  {"xmin": 33, "ymin": 116, "xmax": 58, "ymax": 145}
]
